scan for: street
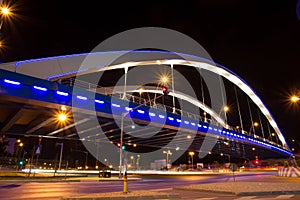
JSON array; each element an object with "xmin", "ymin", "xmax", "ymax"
[{"xmin": 0, "ymin": 172, "xmax": 300, "ymax": 200}]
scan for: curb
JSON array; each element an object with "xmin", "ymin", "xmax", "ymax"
[
  {"xmin": 173, "ymin": 187, "xmax": 300, "ymax": 196},
  {"xmin": 237, "ymin": 190, "xmax": 300, "ymax": 196},
  {"xmin": 62, "ymin": 194, "xmax": 180, "ymax": 200},
  {"xmin": 61, "ymin": 191, "xmax": 180, "ymax": 200}
]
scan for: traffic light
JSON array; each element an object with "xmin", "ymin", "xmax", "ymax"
[
  {"xmin": 117, "ymin": 142, "xmax": 121, "ymax": 148},
  {"xmin": 122, "ymin": 145, "xmax": 126, "ymax": 150},
  {"xmin": 18, "ymin": 160, "xmax": 24, "ymax": 166},
  {"xmin": 253, "ymin": 156, "xmax": 260, "ymax": 166},
  {"xmin": 162, "ymin": 86, "xmax": 169, "ymax": 95}
]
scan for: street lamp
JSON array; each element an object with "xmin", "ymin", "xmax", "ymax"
[
  {"xmin": 0, "ymin": 6, "xmax": 11, "ymax": 30},
  {"xmin": 249, "ymin": 122, "xmax": 259, "ymax": 137},
  {"xmin": 218, "ymin": 105, "xmax": 229, "ymax": 127},
  {"xmin": 154, "ymin": 75, "xmax": 170, "ymax": 106},
  {"xmin": 163, "ymin": 150, "xmax": 172, "ymax": 169},
  {"xmin": 119, "ymin": 93, "xmax": 165, "ymax": 178},
  {"xmin": 56, "ymin": 142, "xmax": 64, "ymax": 170},
  {"xmin": 189, "ymin": 152, "xmax": 195, "ymax": 169},
  {"xmin": 290, "ymin": 95, "xmax": 300, "ymax": 103}
]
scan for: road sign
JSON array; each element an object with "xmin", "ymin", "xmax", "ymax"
[{"xmin": 35, "ymin": 145, "xmax": 42, "ymax": 155}]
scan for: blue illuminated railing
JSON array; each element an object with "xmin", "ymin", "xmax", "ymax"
[{"xmin": 0, "ymin": 69, "xmax": 293, "ymax": 156}]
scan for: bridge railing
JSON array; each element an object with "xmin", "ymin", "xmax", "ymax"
[{"xmin": 59, "ymin": 77, "xmax": 284, "ymax": 149}]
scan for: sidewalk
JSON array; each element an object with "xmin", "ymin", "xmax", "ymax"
[
  {"xmin": 174, "ymin": 180, "xmax": 300, "ymax": 196},
  {"xmin": 63, "ymin": 176, "xmax": 300, "ymax": 199},
  {"xmin": 62, "ymin": 190, "xmax": 180, "ymax": 200}
]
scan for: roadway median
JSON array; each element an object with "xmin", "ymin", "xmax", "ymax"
[{"xmin": 173, "ymin": 181, "xmax": 300, "ymax": 196}]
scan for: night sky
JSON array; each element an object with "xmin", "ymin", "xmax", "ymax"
[{"xmin": 2, "ymin": 0, "xmax": 300, "ymax": 147}]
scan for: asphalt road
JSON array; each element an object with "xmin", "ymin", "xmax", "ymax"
[{"xmin": 0, "ymin": 172, "xmax": 299, "ymax": 200}]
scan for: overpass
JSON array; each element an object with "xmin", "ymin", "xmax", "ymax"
[{"xmin": 0, "ymin": 50, "xmax": 294, "ymax": 170}]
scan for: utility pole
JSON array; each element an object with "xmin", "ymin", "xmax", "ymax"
[{"xmin": 57, "ymin": 142, "xmax": 64, "ymax": 171}]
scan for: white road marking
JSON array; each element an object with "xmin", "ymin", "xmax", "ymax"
[
  {"xmin": 234, "ymin": 197, "xmax": 257, "ymax": 200},
  {"xmin": 274, "ymin": 195, "xmax": 295, "ymax": 199}
]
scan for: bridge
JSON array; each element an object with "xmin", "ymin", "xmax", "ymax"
[{"xmin": 0, "ymin": 50, "xmax": 294, "ymax": 171}]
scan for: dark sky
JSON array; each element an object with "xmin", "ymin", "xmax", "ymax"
[{"xmin": 2, "ymin": 0, "xmax": 300, "ymax": 147}]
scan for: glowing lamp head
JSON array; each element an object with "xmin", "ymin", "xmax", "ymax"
[
  {"xmin": 161, "ymin": 76, "xmax": 169, "ymax": 84},
  {"xmin": 1, "ymin": 7, "xmax": 10, "ymax": 15},
  {"xmin": 290, "ymin": 95, "xmax": 300, "ymax": 103},
  {"xmin": 58, "ymin": 113, "xmax": 67, "ymax": 121},
  {"xmin": 223, "ymin": 106, "xmax": 229, "ymax": 112}
]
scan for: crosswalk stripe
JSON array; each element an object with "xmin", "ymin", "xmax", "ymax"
[
  {"xmin": 150, "ymin": 188, "xmax": 173, "ymax": 191},
  {"xmin": 275, "ymin": 195, "xmax": 295, "ymax": 199},
  {"xmin": 234, "ymin": 196, "xmax": 256, "ymax": 200}
]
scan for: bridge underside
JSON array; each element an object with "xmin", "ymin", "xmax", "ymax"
[{"xmin": 0, "ymin": 92, "xmax": 290, "ymax": 168}]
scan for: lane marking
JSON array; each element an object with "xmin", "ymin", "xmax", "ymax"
[
  {"xmin": 275, "ymin": 195, "xmax": 295, "ymax": 199},
  {"xmin": 234, "ymin": 197, "xmax": 256, "ymax": 200}
]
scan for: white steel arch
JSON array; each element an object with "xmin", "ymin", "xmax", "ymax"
[
  {"xmin": 76, "ymin": 59, "xmax": 289, "ymax": 150},
  {"xmin": 1, "ymin": 51, "xmax": 289, "ymax": 150}
]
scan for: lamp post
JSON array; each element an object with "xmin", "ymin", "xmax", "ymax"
[
  {"xmin": 163, "ymin": 150, "xmax": 172, "ymax": 169},
  {"xmin": 154, "ymin": 75, "xmax": 169, "ymax": 106},
  {"xmin": 189, "ymin": 152, "xmax": 195, "ymax": 169},
  {"xmin": 119, "ymin": 93, "xmax": 165, "ymax": 178},
  {"xmin": 219, "ymin": 105, "xmax": 229, "ymax": 127},
  {"xmin": 0, "ymin": 6, "xmax": 11, "ymax": 31},
  {"xmin": 249, "ymin": 122, "xmax": 259, "ymax": 137},
  {"xmin": 56, "ymin": 142, "xmax": 64, "ymax": 170}
]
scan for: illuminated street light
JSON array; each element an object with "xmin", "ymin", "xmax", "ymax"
[
  {"xmin": 189, "ymin": 151, "xmax": 195, "ymax": 169},
  {"xmin": 0, "ymin": 7, "xmax": 10, "ymax": 15},
  {"xmin": 60, "ymin": 105, "xmax": 67, "ymax": 111},
  {"xmin": 58, "ymin": 113, "xmax": 67, "ymax": 121},
  {"xmin": 160, "ymin": 75, "xmax": 169, "ymax": 84},
  {"xmin": 223, "ymin": 105, "xmax": 229, "ymax": 112},
  {"xmin": 0, "ymin": 6, "xmax": 12, "ymax": 31},
  {"xmin": 290, "ymin": 95, "xmax": 300, "ymax": 103},
  {"xmin": 163, "ymin": 150, "xmax": 172, "ymax": 169},
  {"xmin": 219, "ymin": 105, "xmax": 230, "ymax": 126},
  {"xmin": 249, "ymin": 122, "xmax": 259, "ymax": 137}
]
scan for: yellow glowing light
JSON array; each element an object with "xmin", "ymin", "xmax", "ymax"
[
  {"xmin": 161, "ymin": 75, "xmax": 169, "ymax": 84},
  {"xmin": 19, "ymin": 143, "xmax": 23, "ymax": 147},
  {"xmin": 189, "ymin": 152, "xmax": 195, "ymax": 156},
  {"xmin": 253, "ymin": 122, "xmax": 259, "ymax": 127},
  {"xmin": 223, "ymin": 106, "xmax": 229, "ymax": 112},
  {"xmin": 61, "ymin": 105, "xmax": 67, "ymax": 111},
  {"xmin": 58, "ymin": 113, "xmax": 67, "ymax": 121},
  {"xmin": 290, "ymin": 95, "xmax": 300, "ymax": 103},
  {"xmin": 138, "ymin": 88, "xmax": 144, "ymax": 95},
  {"xmin": 1, "ymin": 7, "xmax": 10, "ymax": 15}
]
